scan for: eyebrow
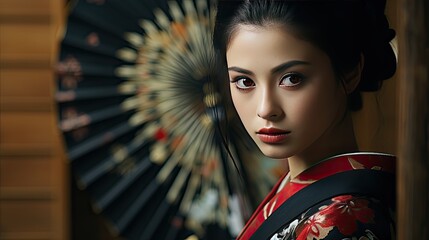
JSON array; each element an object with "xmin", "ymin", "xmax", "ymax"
[
  {"xmin": 227, "ymin": 66, "xmax": 254, "ymax": 75},
  {"xmin": 271, "ymin": 60, "xmax": 310, "ymax": 74},
  {"xmin": 227, "ymin": 60, "xmax": 310, "ymax": 75}
]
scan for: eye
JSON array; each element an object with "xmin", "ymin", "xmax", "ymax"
[
  {"xmin": 280, "ymin": 73, "xmax": 305, "ymax": 87},
  {"xmin": 232, "ymin": 77, "xmax": 255, "ymax": 90}
]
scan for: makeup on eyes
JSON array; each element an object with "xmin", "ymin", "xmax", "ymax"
[{"xmin": 228, "ymin": 72, "xmax": 307, "ymax": 91}]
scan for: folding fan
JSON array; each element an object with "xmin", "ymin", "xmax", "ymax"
[{"xmin": 56, "ymin": 0, "xmax": 280, "ymax": 239}]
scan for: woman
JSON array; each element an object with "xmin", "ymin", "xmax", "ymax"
[{"xmin": 213, "ymin": 0, "xmax": 397, "ymax": 239}]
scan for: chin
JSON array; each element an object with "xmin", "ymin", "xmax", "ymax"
[{"xmin": 259, "ymin": 145, "xmax": 292, "ymax": 159}]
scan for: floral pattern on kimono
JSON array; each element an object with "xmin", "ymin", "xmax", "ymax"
[
  {"xmin": 237, "ymin": 153, "xmax": 396, "ymax": 240},
  {"xmin": 270, "ymin": 195, "xmax": 395, "ymax": 240}
]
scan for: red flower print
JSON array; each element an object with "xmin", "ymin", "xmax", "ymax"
[
  {"xmin": 154, "ymin": 128, "xmax": 168, "ymax": 141},
  {"xmin": 295, "ymin": 213, "xmax": 333, "ymax": 240},
  {"xmin": 318, "ymin": 195, "xmax": 375, "ymax": 236}
]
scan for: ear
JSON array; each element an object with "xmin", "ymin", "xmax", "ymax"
[{"xmin": 343, "ymin": 54, "xmax": 364, "ymax": 94}]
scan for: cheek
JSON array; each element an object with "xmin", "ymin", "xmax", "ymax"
[
  {"xmin": 287, "ymin": 94, "xmax": 321, "ymax": 124},
  {"xmin": 289, "ymin": 84, "xmax": 344, "ymax": 126}
]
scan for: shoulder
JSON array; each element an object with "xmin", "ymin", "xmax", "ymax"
[{"xmin": 272, "ymin": 194, "xmax": 395, "ymax": 240}]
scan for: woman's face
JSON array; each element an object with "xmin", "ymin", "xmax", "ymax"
[{"xmin": 226, "ymin": 25, "xmax": 348, "ymax": 159}]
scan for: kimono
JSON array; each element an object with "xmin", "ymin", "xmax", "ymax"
[{"xmin": 237, "ymin": 152, "xmax": 396, "ymax": 240}]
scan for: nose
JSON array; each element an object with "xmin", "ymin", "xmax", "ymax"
[{"xmin": 256, "ymin": 90, "xmax": 283, "ymax": 120}]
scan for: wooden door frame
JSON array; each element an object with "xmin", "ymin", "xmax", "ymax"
[{"xmin": 397, "ymin": 0, "xmax": 429, "ymax": 239}]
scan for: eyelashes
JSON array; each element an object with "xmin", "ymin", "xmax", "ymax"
[
  {"xmin": 229, "ymin": 72, "xmax": 306, "ymax": 91},
  {"xmin": 230, "ymin": 76, "xmax": 255, "ymax": 90},
  {"xmin": 279, "ymin": 72, "xmax": 306, "ymax": 87}
]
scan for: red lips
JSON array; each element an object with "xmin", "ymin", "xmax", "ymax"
[{"xmin": 256, "ymin": 128, "xmax": 290, "ymax": 143}]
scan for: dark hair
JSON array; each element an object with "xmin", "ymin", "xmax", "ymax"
[{"xmin": 213, "ymin": 0, "xmax": 397, "ymax": 111}]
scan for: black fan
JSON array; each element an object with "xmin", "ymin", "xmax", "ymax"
[{"xmin": 56, "ymin": 0, "xmax": 279, "ymax": 239}]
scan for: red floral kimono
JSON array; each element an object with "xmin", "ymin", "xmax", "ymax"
[{"xmin": 238, "ymin": 152, "xmax": 396, "ymax": 240}]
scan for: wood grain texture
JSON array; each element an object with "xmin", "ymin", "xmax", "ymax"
[
  {"xmin": 0, "ymin": 0, "xmax": 69, "ymax": 239},
  {"xmin": 397, "ymin": 0, "xmax": 429, "ymax": 239}
]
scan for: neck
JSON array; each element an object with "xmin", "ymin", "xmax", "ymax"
[{"xmin": 288, "ymin": 113, "xmax": 358, "ymax": 179}]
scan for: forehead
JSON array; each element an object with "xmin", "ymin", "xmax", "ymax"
[{"xmin": 226, "ymin": 24, "xmax": 325, "ymax": 67}]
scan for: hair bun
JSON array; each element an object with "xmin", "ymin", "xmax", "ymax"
[{"xmin": 359, "ymin": 0, "xmax": 397, "ymax": 91}]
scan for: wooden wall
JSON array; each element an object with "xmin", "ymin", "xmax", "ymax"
[
  {"xmin": 397, "ymin": 0, "xmax": 429, "ymax": 238},
  {"xmin": 0, "ymin": 0, "xmax": 69, "ymax": 239}
]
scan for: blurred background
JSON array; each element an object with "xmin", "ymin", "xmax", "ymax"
[{"xmin": 0, "ymin": 0, "xmax": 427, "ymax": 239}]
